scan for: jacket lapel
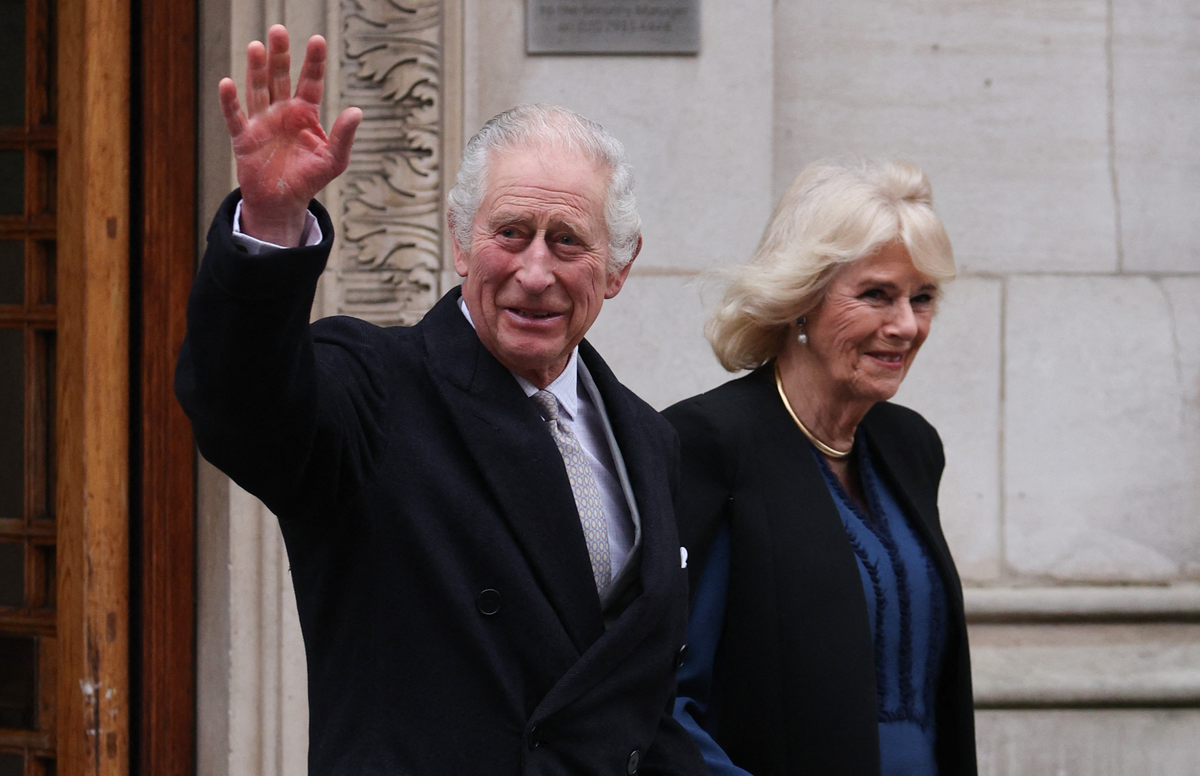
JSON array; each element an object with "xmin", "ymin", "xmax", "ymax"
[
  {"xmin": 579, "ymin": 341, "xmax": 672, "ymax": 602},
  {"xmin": 420, "ymin": 289, "xmax": 605, "ymax": 653},
  {"xmin": 861, "ymin": 407, "xmax": 966, "ymax": 617},
  {"xmin": 722, "ymin": 367, "xmax": 880, "ymax": 769},
  {"xmin": 526, "ymin": 341, "xmax": 680, "ymax": 717}
]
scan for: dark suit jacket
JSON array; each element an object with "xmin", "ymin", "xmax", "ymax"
[
  {"xmin": 664, "ymin": 364, "xmax": 976, "ymax": 776},
  {"xmin": 175, "ymin": 192, "xmax": 706, "ymax": 775}
]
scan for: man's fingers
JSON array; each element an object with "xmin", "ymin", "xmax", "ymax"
[
  {"xmin": 244, "ymin": 40, "xmax": 270, "ymax": 116},
  {"xmin": 327, "ymin": 107, "xmax": 363, "ymax": 174},
  {"xmin": 295, "ymin": 35, "xmax": 327, "ymax": 106},
  {"xmin": 218, "ymin": 78, "xmax": 248, "ymax": 138},
  {"xmin": 267, "ymin": 25, "xmax": 291, "ymax": 104}
]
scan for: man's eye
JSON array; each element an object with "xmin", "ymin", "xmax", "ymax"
[{"xmin": 500, "ymin": 228, "xmax": 517, "ymax": 238}]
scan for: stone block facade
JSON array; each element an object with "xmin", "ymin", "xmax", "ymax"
[{"xmin": 196, "ymin": 0, "xmax": 1200, "ymax": 772}]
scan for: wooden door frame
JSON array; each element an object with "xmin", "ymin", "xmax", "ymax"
[
  {"xmin": 56, "ymin": 0, "xmax": 133, "ymax": 771},
  {"xmin": 56, "ymin": 0, "xmax": 196, "ymax": 773},
  {"xmin": 132, "ymin": 0, "xmax": 196, "ymax": 774}
]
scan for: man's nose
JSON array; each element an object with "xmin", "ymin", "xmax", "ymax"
[{"xmin": 516, "ymin": 234, "xmax": 555, "ymax": 291}]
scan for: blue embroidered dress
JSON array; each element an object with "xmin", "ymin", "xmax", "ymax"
[
  {"xmin": 815, "ymin": 440, "xmax": 947, "ymax": 774},
  {"xmin": 674, "ymin": 436, "xmax": 949, "ymax": 775}
]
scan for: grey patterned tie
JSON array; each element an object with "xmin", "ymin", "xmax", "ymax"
[{"xmin": 530, "ymin": 390, "xmax": 612, "ymax": 593}]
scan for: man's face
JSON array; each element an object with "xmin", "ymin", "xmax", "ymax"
[{"xmin": 453, "ymin": 144, "xmax": 636, "ymax": 388}]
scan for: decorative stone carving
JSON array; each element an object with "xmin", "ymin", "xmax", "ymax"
[{"xmin": 338, "ymin": 0, "xmax": 445, "ymax": 325}]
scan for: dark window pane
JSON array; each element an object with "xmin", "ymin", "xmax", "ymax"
[
  {"xmin": 0, "ymin": 152, "xmax": 23, "ymax": 215},
  {"xmin": 34, "ymin": 150, "xmax": 53, "ymax": 215},
  {"xmin": 0, "ymin": 753, "xmax": 24, "ymax": 776},
  {"xmin": 35, "ymin": 543, "xmax": 53, "ymax": 608},
  {"xmin": 39, "ymin": 332, "xmax": 52, "ymax": 521},
  {"xmin": 25, "ymin": 331, "xmax": 47, "ymax": 521},
  {"xmin": 0, "ymin": 329, "xmax": 23, "ymax": 520},
  {"xmin": 0, "ymin": 0, "xmax": 25, "ymax": 127},
  {"xmin": 0, "ymin": 541, "xmax": 22, "ymax": 607},
  {"xmin": 0, "ymin": 241, "xmax": 21, "ymax": 304},
  {"xmin": 35, "ymin": 241, "xmax": 53, "ymax": 305},
  {"xmin": 37, "ymin": 0, "xmax": 55, "ymax": 127},
  {"xmin": 0, "ymin": 634, "xmax": 37, "ymax": 728}
]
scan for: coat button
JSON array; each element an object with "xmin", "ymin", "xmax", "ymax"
[
  {"xmin": 527, "ymin": 724, "xmax": 541, "ymax": 750},
  {"xmin": 675, "ymin": 644, "xmax": 688, "ymax": 669},
  {"xmin": 476, "ymin": 589, "xmax": 501, "ymax": 616},
  {"xmin": 626, "ymin": 749, "xmax": 641, "ymax": 774}
]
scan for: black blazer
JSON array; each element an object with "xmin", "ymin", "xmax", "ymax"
[
  {"xmin": 664, "ymin": 364, "xmax": 976, "ymax": 776},
  {"xmin": 175, "ymin": 192, "xmax": 706, "ymax": 775}
]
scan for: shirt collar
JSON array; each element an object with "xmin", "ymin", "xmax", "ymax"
[{"xmin": 458, "ymin": 296, "xmax": 580, "ymax": 420}]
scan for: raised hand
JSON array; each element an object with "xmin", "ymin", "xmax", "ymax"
[{"xmin": 219, "ymin": 25, "xmax": 362, "ymax": 246}]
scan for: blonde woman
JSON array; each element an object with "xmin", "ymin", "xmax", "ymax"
[{"xmin": 668, "ymin": 160, "xmax": 976, "ymax": 776}]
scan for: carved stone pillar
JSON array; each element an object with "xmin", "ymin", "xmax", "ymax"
[
  {"xmin": 321, "ymin": 0, "xmax": 462, "ymax": 325},
  {"xmin": 196, "ymin": 2, "xmax": 461, "ymax": 775}
]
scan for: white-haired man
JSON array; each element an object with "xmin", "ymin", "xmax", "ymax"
[{"xmin": 175, "ymin": 25, "xmax": 706, "ymax": 776}]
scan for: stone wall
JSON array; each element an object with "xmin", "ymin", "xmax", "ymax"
[
  {"xmin": 195, "ymin": 0, "xmax": 1200, "ymax": 772},
  {"xmin": 467, "ymin": 0, "xmax": 1200, "ymax": 770}
]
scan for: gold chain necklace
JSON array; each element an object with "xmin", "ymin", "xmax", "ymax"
[{"xmin": 774, "ymin": 363, "xmax": 852, "ymax": 459}]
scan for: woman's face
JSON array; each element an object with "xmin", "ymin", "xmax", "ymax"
[{"xmin": 801, "ymin": 242, "xmax": 939, "ymax": 406}]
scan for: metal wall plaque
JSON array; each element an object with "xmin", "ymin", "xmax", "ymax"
[{"xmin": 526, "ymin": 0, "xmax": 700, "ymax": 55}]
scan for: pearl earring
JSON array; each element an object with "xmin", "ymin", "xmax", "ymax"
[{"xmin": 796, "ymin": 316, "xmax": 807, "ymax": 345}]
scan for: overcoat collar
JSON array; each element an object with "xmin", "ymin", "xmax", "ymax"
[
  {"xmin": 727, "ymin": 366, "xmax": 880, "ymax": 773},
  {"xmin": 420, "ymin": 288, "xmax": 603, "ymax": 654},
  {"xmin": 418, "ymin": 289, "xmax": 674, "ymax": 668},
  {"xmin": 743, "ymin": 364, "xmax": 961, "ymax": 594},
  {"xmin": 743, "ymin": 363, "xmax": 966, "ymax": 653},
  {"xmin": 859, "ymin": 410, "xmax": 966, "ymax": 622}
]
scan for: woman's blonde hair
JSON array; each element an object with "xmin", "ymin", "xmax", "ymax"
[{"xmin": 706, "ymin": 158, "xmax": 956, "ymax": 372}]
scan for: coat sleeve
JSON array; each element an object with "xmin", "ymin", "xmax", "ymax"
[
  {"xmin": 663, "ymin": 397, "xmax": 737, "ymax": 601},
  {"xmin": 658, "ymin": 396, "xmax": 753, "ymax": 774},
  {"xmin": 174, "ymin": 190, "xmax": 391, "ymax": 522},
  {"xmin": 671, "ymin": 522, "xmax": 753, "ymax": 776}
]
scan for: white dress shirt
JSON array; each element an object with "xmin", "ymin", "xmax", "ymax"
[{"xmin": 231, "ymin": 200, "xmax": 322, "ymax": 254}]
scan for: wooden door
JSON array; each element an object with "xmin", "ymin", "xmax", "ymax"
[
  {"xmin": 1, "ymin": 0, "xmax": 196, "ymax": 773},
  {"xmin": 0, "ymin": 0, "xmax": 59, "ymax": 773}
]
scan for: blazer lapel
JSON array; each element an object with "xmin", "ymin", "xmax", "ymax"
[
  {"xmin": 740, "ymin": 366, "xmax": 871, "ymax": 626},
  {"xmin": 526, "ymin": 340, "xmax": 678, "ymax": 715},
  {"xmin": 722, "ymin": 366, "xmax": 879, "ymax": 766},
  {"xmin": 420, "ymin": 289, "xmax": 605, "ymax": 653},
  {"xmin": 578, "ymin": 342, "xmax": 672, "ymax": 602},
  {"xmin": 861, "ymin": 409, "xmax": 966, "ymax": 616}
]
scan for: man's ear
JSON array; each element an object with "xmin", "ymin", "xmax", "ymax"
[
  {"xmin": 451, "ymin": 231, "xmax": 469, "ymax": 278},
  {"xmin": 604, "ymin": 234, "xmax": 641, "ymax": 299}
]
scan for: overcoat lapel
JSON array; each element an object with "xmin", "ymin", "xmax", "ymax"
[
  {"xmin": 721, "ymin": 366, "xmax": 880, "ymax": 774},
  {"xmin": 860, "ymin": 412, "xmax": 966, "ymax": 620},
  {"xmin": 738, "ymin": 368, "xmax": 872, "ymax": 636},
  {"xmin": 420, "ymin": 290, "xmax": 605, "ymax": 653},
  {"xmin": 861, "ymin": 406, "xmax": 976, "ymax": 775},
  {"xmin": 528, "ymin": 341, "xmax": 676, "ymax": 717},
  {"xmin": 578, "ymin": 341, "xmax": 672, "ymax": 603}
]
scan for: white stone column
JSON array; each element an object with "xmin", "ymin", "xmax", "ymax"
[{"xmin": 195, "ymin": 2, "xmax": 462, "ymax": 774}]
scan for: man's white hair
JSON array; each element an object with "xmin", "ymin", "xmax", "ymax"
[{"xmin": 446, "ymin": 103, "xmax": 641, "ymax": 274}]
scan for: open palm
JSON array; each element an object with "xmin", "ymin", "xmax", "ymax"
[{"xmin": 220, "ymin": 26, "xmax": 361, "ymax": 246}]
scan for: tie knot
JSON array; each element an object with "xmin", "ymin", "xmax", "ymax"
[{"xmin": 531, "ymin": 390, "xmax": 560, "ymax": 421}]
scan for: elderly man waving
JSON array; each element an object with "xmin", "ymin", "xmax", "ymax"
[{"xmin": 176, "ymin": 24, "xmax": 705, "ymax": 776}]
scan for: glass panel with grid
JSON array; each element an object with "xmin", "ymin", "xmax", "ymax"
[{"xmin": 0, "ymin": 0, "xmax": 57, "ymax": 771}]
